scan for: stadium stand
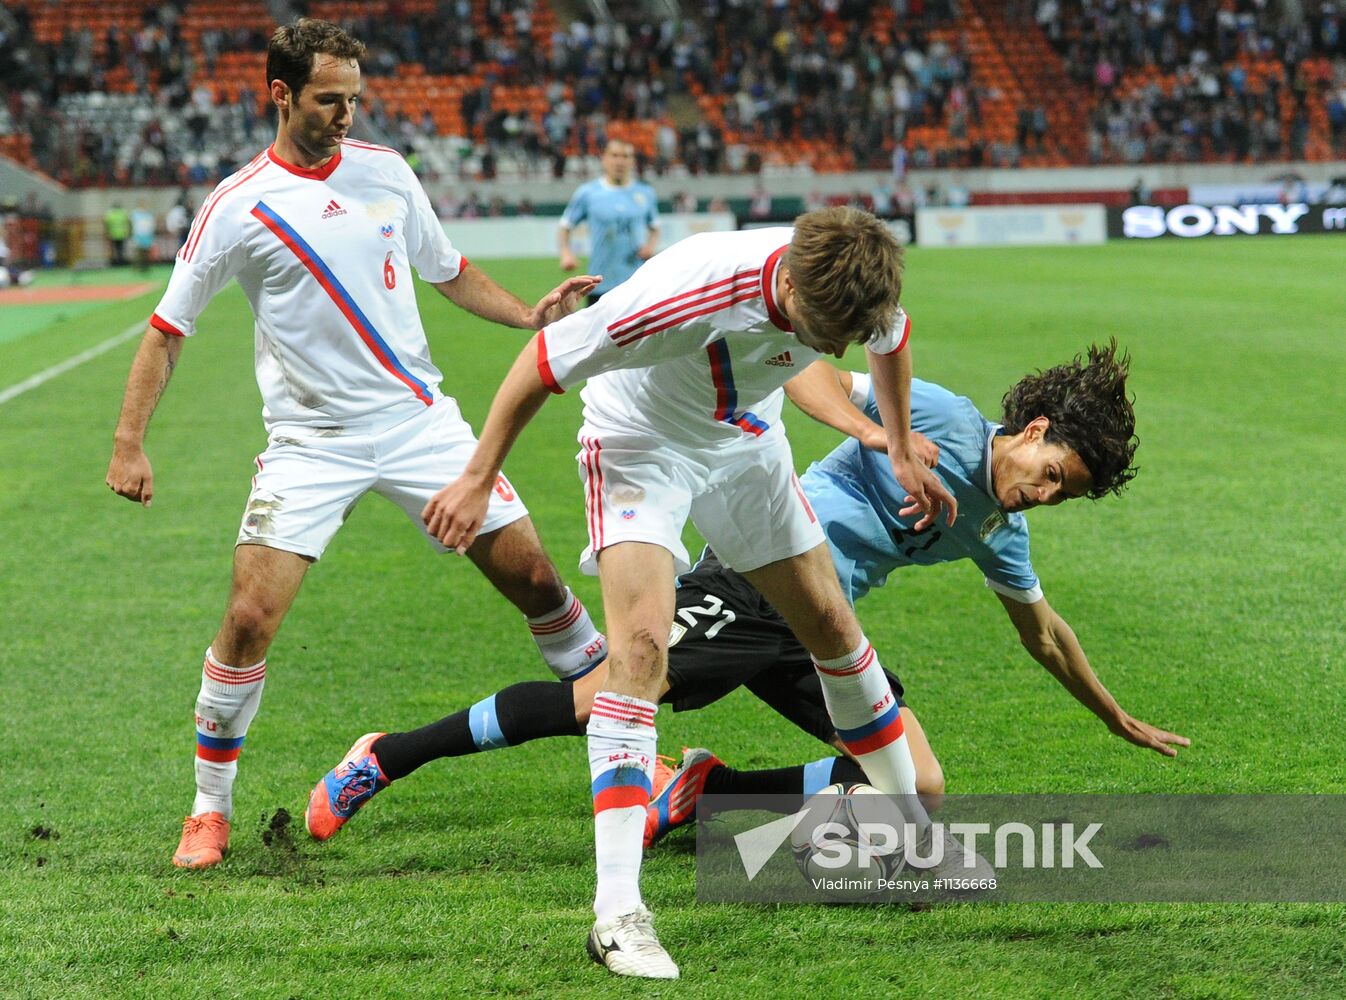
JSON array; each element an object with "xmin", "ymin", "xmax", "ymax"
[{"xmin": 1, "ymin": 0, "xmax": 1344, "ymax": 190}]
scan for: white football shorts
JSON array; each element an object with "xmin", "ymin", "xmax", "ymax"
[
  {"xmin": 237, "ymin": 397, "xmax": 528, "ymax": 559},
  {"xmin": 575, "ymin": 427, "xmax": 824, "ymax": 576}
]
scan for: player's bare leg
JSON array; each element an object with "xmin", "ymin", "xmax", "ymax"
[
  {"xmin": 175, "ymin": 543, "xmax": 309, "ymax": 868},
  {"xmin": 585, "ymin": 541, "xmax": 679, "ymax": 979},
  {"xmin": 467, "ymin": 517, "xmax": 607, "ymax": 679}
]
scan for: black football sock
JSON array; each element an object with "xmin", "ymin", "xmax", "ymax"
[
  {"xmin": 700, "ymin": 757, "xmax": 868, "ymax": 814},
  {"xmin": 372, "ymin": 680, "xmax": 582, "ymax": 781}
]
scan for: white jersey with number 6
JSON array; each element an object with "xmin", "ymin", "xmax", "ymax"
[{"xmin": 151, "ymin": 140, "xmax": 466, "ymax": 436}]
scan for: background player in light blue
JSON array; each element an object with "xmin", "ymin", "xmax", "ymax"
[{"xmin": 558, "ymin": 139, "xmax": 660, "ymax": 304}]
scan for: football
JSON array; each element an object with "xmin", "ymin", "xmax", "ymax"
[{"xmin": 788, "ymin": 782, "xmax": 908, "ymax": 899}]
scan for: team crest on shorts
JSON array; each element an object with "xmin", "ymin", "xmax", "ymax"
[
  {"xmin": 621, "ymin": 508, "xmax": 637, "ymax": 520},
  {"xmin": 380, "ymin": 223, "xmax": 395, "ymax": 239}
]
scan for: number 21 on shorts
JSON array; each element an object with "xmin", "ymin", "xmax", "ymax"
[{"xmin": 383, "ymin": 252, "xmax": 396, "ymax": 290}]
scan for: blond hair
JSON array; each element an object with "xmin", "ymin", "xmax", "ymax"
[{"xmin": 785, "ymin": 206, "xmax": 904, "ymax": 346}]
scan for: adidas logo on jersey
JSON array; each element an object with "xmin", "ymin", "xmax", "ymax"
[
  {"xmin": 766, "ymin": 351, "xmax": 795, "ymax": 367},
  {"xmin": 321, "ymin": 200, "xmax": 347, "ymax": 219}
]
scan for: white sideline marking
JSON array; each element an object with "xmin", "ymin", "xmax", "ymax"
[{"xmin": 0, "ymin": 321, "xmax": 144, "ymax": 406}]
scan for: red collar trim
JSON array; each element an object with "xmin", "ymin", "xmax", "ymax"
[
  {"xmin": 267, "ymin": 144, "xmax": 343, "ymax": 180},
  {"xmin": 760, "ymin": 244, "xmax": 792, "ymax": 332}
]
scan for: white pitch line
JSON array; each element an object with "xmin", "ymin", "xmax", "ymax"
[{"xmin": 0, "ymin": 321, "xmax": 144, "ymax": 406}]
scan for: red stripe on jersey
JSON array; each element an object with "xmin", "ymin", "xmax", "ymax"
[
  {"xmin": 615, "ymin": 288, "xmax": 762, "ymax": 348},
  {"xmin": 612, "ymin": 276, "xmax": 761, "ymax": 346},
  {"xmin": 341, "ymin": 138, "xmax": 400, "ymax": 155},
  {"xmin": 872, "ymin": 312, "xmax": 912, "ymax": 356},
  {"xmin": 182, "ymin": 152, "xmax": 269, "ymax": 262},
  {"xmin": 537, "ymin": 330, "xmax": 562, "ymax": 394},
  {"xmin": 607, "ymin": 269, "xmax": 761, "ymax": 340},
  {"xmin": 150, "ymin": 313, "xmax": 185, "ymax": 337}
]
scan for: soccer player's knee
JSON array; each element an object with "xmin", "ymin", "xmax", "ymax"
[
  {"xmin": 612, "ymin": 628, "xmax": 666, "ymax": 685},
  {"xmin": 223, "ymin": 596, "xmax": 282, "ymax": 650},
  {"xmin": 918, "ymin": 759, "xmax": 946, "ymax": 809}
]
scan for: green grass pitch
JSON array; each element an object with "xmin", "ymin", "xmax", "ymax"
[{"xmin": 2, "ymin": 237, "xmax": 1343, "ymax": 998}]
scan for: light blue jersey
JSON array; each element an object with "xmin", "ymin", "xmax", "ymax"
[
  {"xmin": 560, "ymin": 178, "xmax": 659, "ymax": 294},
  {"xmin": 802, "ymin": 378, "xmax": 1042, "ymax": 606}
]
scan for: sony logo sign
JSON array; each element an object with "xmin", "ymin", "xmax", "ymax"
[{"xmin": 1123, "ymin": 203, "xmax": 1311, "ymax": 238}]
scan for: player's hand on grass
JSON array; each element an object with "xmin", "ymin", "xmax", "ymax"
[
  {"xmin": 107, "ymin": 447, "xmax": 155, "ymax": 508},
  {"xmin": 891, "ymin": 451, "xmax": 957, "ymax": 531},
  {"xmin": 422, "ymin": 473, "xmax": 493, "ymax": 554},
  {"xmin": 1110, "ymin": 714, "xmax": 1191, "ymax": 758},
  {"xmin": 530, "ymin": 274, "xmax": 600, "ymax": 327}
]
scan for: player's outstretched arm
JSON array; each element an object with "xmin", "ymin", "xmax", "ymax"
[
  {"xmin": 996, "ymin": 593, "xmax": 1191, "ymax": 758},
  {"xmin": 868, "ymin": 344, "xmax": 956, "ymax": 529},
  {"xmin": 106, "ymin": 325, "xmax": 183, "ymax": 508},
  {"xmin": 432, "ymin": 268, "xmax": 599, "ymax": 330},
  {"xmin": 422, "ymin": 335, "xmax": 552, "ymax": 553}
]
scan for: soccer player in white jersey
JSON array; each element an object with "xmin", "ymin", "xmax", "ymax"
[
  {"xmin": 422, "ymin": 207, "xmax": 959, "ymax": 979},
  {"xmin": 104, "ymin": 19, "xmax": 607, "ymax": 871}
]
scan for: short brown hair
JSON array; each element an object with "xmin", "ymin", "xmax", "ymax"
[
  {"xmin": 785, "ymin": 206, "xmax": 904, "ymax": 346},
  {"xmin": 266, "ymin": 18, "xmax": 366, "ymax": 98}
]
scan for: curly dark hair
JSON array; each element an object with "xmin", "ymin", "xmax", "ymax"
[{"xmin": 1000, "ymin": 340, "xmax": 1138, "ymax": 499}]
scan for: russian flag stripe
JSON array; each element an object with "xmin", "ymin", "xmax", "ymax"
[
  {"xmin": 838, "ymin": 702, "xmax": 906, "ymax": 756},
  {"xmin": 197, "ymin": 733, "xmax": 246, "ymax": 751},
  {"xmin": 608, "ymin": 269, "xmax": 760, "ymax": 338},
  {"xmin": 591, "ymin": 765, "xmax": 653, "ymax": 795},
  {"xmin": 707, "ymin": 339, "xmax": 771, "ymax": 437},
  {"xmin": 251, "ymin": 201, "xmax": 433, "ymax": 406}
]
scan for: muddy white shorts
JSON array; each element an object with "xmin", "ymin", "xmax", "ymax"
[
  {"xmin": 238, "ymin": 398, "xmax": 528, "ymax": 559},
  {"xmin": 575, "ymin": 425, "xmax": 823, "ymax": 576}
]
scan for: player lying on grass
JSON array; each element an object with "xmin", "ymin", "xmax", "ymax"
[{"xmin": 309, "ymin": 342, "xmax": 1187, "ymax": 844}]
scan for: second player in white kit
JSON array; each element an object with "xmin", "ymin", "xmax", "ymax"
[{"xmin": 106, "ymin": 19, "xmax": 606, "ymax": 873}]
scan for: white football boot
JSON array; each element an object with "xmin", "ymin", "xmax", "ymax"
[{"xmin": 586, "ymin": 905, "xmax": 680, "ymax": 979}]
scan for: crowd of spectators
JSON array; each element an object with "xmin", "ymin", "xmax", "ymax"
[
  {"xmin": 1032, "ymin": 0, "xmax": 1346, "ymax": 163},
  {"xmin": 2, "ymin": 0, "xmax": 1345, "ymax": 188}
]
